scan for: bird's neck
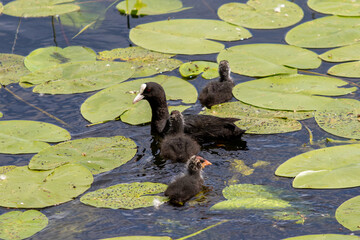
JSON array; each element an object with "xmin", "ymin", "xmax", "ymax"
[
  {"xmin": 148, "ymin": 97, "xmax": 169, "ymax": 135},
  {"xmin": 168, "ymin": 120, "xmax": 184, "ymax": 135},
  {"xmin": 187, "ymin": 169, "xmax": 203, "ymax": 179}
]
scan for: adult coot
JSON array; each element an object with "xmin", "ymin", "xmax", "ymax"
[
  {"xmin": 199, "ymin": 60, "xmax": 235, "ymax": 108},
  {"xmin": 164, "ymin": 155, "xmax": 211, "ymax": 205}
]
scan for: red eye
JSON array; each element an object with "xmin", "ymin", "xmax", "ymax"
[{"xmin": 145, "ymin": 88, "xmax": 151, "ymax": 93}]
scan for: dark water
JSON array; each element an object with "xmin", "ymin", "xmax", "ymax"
[{"xmin": 0, "ymin": 0, "xmax": 359, "ymax": 239}]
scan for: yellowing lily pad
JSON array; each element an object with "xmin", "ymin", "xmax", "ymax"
[
  {"xmin": 218, "ymin": 0, "xmax": 303, "ymax": 29},
  {"xmin": 284, "ymin": 234, "xmax": 360, "ymax": 240},
  {"xmin": 0, "ymin": 210, "xmax": 48, "ymax": 240},
  {"xmin": 328, "ymin": 61, "xmax": 360, "ymax": 78},
  {"xmin": 0, "ymin": 164, "xmax": 93, "ymax": 208},
  {"xmin": 179, "ymin": 61, "xmax": 219, "ymax": 79},
  {"xmin": 116, "ymin": 0, "xmax": 189, "ymax": 16},
  {"xmin": 0, "ymin": 54, "xmax": 30, "ymax": 86},
  {"xmin": 217, "ymin": 44, "xmax": 320, "ymax": 77},
  {"xmin": 0, "ymin": 120, "xmax": 71, "ymax": 154},
  {"xmin": 29, "ymin": 136, "xmax": 137, "ymax": 175},
  {"xmin": 129, "ymin": 19, "xmax": 252, "ymax": 55},
  {"xmin": 319, "ymin": 43, "xmax": 360, "ymax": 62},
  {"xmin": 3, "ymin": 0, "xmax": 80, "ymax": 18},
  {"xmin": 308, "ymin": 0, "xmax": 360, "ymax": 16},
  {"xmin": 80, "ymin": 182, "xmax": 168, "ymax": 209},
  {"xmin": 335, "ymin": 195, "xmax": 360, "ymax": 231}
]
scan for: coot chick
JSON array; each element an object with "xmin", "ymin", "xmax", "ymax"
[
  {"xmin": 160, "ymin": 110, "xmax": 200, "ymax": 163},
  {"xmin": 199, "ymin": 60, "xmax": 235, "ymax": 108},
  {"xmin": 164, "ymin": 155, "xmax": 211, "ymax": 205},
  {"xmin": 132, "ymin": 82, "xmax": 245, "ymax": 143}
]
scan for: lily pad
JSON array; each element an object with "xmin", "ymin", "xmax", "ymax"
[
  {"xmin": 80, "ymin": 182, "xmax": 168, "ymax": 209},
  {"xmin": 24, "ymin": 46, "xmax": 97, "ymax": 72},
  {"xmin": 232, "ymin": 74, "xmax": 357, "ymax": 111},
  {"xmin": 284, "ymin": 234, "xmax": 360, "ymax": 240},
  {"xmin": 81, "ymin": 75, "xmax": 197, "ymax": 124},
  {"xmin": 217, "ymin": 44, "xmax": 320, "ymax": 77},
  {"xmin": 0, "ymin": 165, "xmax": 17, "ymax": 174},
  {"xmin": 285, "ymin": 16, "xmax": 360, "ymax": 48},
  {"xmin": 179, "ymin": 61, "xmax": 219, "ymax": 79},
  {"xmin": 29, "ymin": 136, "xmax": 137, "ymax": 175},
  {"xmin": 97, "ymin": 47, "xmax": 182, "ymax": 78},
  {"xmin": 3, "ymin": 0, "xmax": 80, "ymax": 18},
  {"xmin": 0, "ymin": 3, "xmax": 3, "ymax": 14},
  {"xmin": 117, "ymin": 0, "xmax": 189, "ymax": 16},
  {"xmin": 0, "ymin": 164, "xmax": 93, "ymax": 208},
  {"xmin": 308, "ymin": 0, "xmax": 360, "ymax": 16},
  {"xmin": 101, "ymin": 237, "xmax": 171, "ymax": 240},
  {"xmin": 328, "ymin": 61, "xmax": 360, "ymax": 78},
  {"xmin": 319, "ymin": 43, "xmax": 360, "ymax": 62},
  {"xmin": 218, "ymin": 0, "xmax": 303, "ymax": 29},
  {"xmin": 275, "ymin": 144, "xmax": 360, "ymax": 189},
  {"xmin": 20, "ymin": 61, "xmax": 134, "ymax": 94},
  {"xmin": 315, "ymin": 99, "xmax": 360, "ymax": 139},
  {"xmin": 129, "ymin": 19, "xmax": 252, "ymax": 55},
  {"xmin": 0, "ymin": 120, "xmax": 71, "ymax": 154},
  {"xmin": 0, "ymin": 54, "xmax": 30, "ymax": 86},
  {"xmin": 335, "ymin": 195, "xmax": 360, "ymax": 231},
  {"xmin": 0, "ymin": 210, "xmax": 48, "ymax": 240}
]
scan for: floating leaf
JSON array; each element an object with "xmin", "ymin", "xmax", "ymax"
[
  {"xmin": 308, "ymin": 0, "xmax": 360, "ymax": 16},
  {"xmin": 275, "ymin": 144, "xmax": 360, "ymax": 189},
  {"xmin": 0, "ymin": 54, "xmax": 30, "ymax": 86},
  {"xmin": 231, "ymin": 159, "xmax": 254, "ymax": 176},
  {"xmin": 232, "ymin": 74, "xmax": 357, "ymax": 111},
  {"xmin": 81, "ymin": 75, "xmax": 197, "ymax": 124},
  {"xmin": 319, "ymin": 43, "xmax": 360, "ymax": 62},
  {"xmin": 217, "ymin": 44, "xmax": 320, "ymax": 77},
  {"xmin": 218, "ymin": 0, "xmax": 303, "ymax": 29},
  {"xmin": 284, "ymin": 234, "xmax": 360, "ymax": 240},
  {"xmin": 0, "ymin": 164, "xmax": 93, "ymax": 208},
  {"xmin": 24, "ymin": 46, "xmax": 97, "ymax": 72},
  {"xmin": 285, "ymin": 16, "xmax": 360, "ymax": 48},
  {"xmin": 0, "ymin": 165, "xmax": 17, "ymax": 174},
  {"xmin": 328, "ymin": 61, "xmax": 360, "ymax": 78},
  {"xmin": 129, "ymin": 19, "xmax": 252, "ymax": 55},
  {"xmin": 315, "ymin": 99, "xmax": 360, "ymax": 139},
  {"xmin": 80, "ymin": 182, "xmax": 168, "ymax": 209},
  {"xmin": 0, "ymin": 3, "xmax": 3, "ymax": 14},
  {"xmin": 335, "ymin": 195, "xmax": 360, "ymax": 231},
  {"xmin": 179, "ymin": 61, "xmax": 219, "ymax": 79},
  {"xmin": 29, "ymin": 136, "xmax": 137, "ymax": 175},
  {"xmin": 3, "ymin": 0, "xmax": 80, "ymax": 18},
  {"xmin": 98, "ymin": 47, "xmax": 182, "ymax": 78},
  {"xmin": 0, "ymin": 120, "xmax": 71, "ymax": 154},
  {"xmin": 0, "ymin": 210, "xmax": 48, "ymax": 240},
  {"xmin": 117, "ymin": 0, "xmax": 189, "ymax": 16},
  {"xmin": 20, "ymin": 61, "xmax": 134, "ymax": 94},
  {"xmin": 101, "ymin": 236, "xmax": 171, "ymax": 240}
]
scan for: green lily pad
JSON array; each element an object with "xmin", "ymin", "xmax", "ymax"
[
  {"xmin": 97, "ymin": 47, "xmax": 182, "ymax": 78},
  {"xmin": 0, "ymin": 3, "xmax": 3, "ymax": 13},
  {"xmin": 328, "ymin": 61, "xmax": 360, "ymax": 78},
  {"xmin": 80, "ymin": 182, "xmax": 168, "ymax": 209},
  {"xmin": 116, "ymin": 0, "xmax": 189, "ymax": 16},
  {"xmin": 129, "ymin": 19, "xmax": 252, "ymax": 55},
  {"xmin": 0, "ymin": 165, "xmax": 17, "ymax": 174},
  {"xmin": 285, "ymin": 16, "xmax": 360, "ymax": 48},
  {"xmin": 20, "ymin": 61, "xmax": 134, "ymax": 94},
  {"xmin": 315, "ymin": 99, "xmax": 360, "ymax": 139},
  {"xmin": 0, "ymin": 164, "xmax": 93, "ymax": 208},
  {"xmin": 336, "ymin": 195, "xmax": 360, "ymax": 231},
  {"xmin": 101, "ymin": 237, "xmax": 171, "ymax": 240},
  {"xmin": 319, "ymin": 43, "xmax": 360, "ymax": 62},
  {"xmin": 284, "ymin": 234, "xmax": 360, "ymax": 240},
  {"xmin": 218, "ymin": 0, "xmax": 303, "ymax": 29},
  {"xmin": 0, "ymin": 210, "xmax": 48, "ymax": 240},
  {"xmin": 81, "ymin": 75, "xmax": 197, "ymax": 124},
  {"xmin": 232, "ymin": 74, "xmax": 357, "ymax": 111},
  {"xmin": 0, "ymin": 54, "xmax": 30, "ymax": 86},
  {"xmin": 3, "ymin": 0, "xmax": 80, "ymax": 18},
  {"xmin": 24, "ymin": 46, "xmax": 97, "ymax": 72},
  {"xmin": 275, "ymin": 144, "xmax": 360, "ymax": 189},
  {"xmin": 29, "ymin": 136, "xmax": 137, "ymax": 175},
  {"xmin": 217, "ymin": 44, "xmax": 320, "ymax": 77},
  {"xmin": 0, "ymin": 120, "xmax": 71, "ymax": 154},
  {"xmin": 308, "ymin": 0, "xmax": 360, "ymax": 16},
  {"xmin": 179, "ymin": 61, "xmax": 219, "ymax": 79}
]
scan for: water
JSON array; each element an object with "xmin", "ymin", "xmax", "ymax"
[{"xmin": 0, "ymin": 0, "xmax": 359, "ymax": 239}]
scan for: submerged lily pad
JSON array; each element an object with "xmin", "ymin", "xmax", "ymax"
[
  {"xmin": 232, "ymin": 74, "xmax": 357, "ymax": 111},
  {"xmin": 336, "ymin": 195, "xmax": 360, "ymax": 231},
  {"xmin": 319, "ymin": 43, "xmax": 360, "ymax": 62},
  {"xmin": 284, "ymin": 234, "xmax": 360, "ymax": 240},
  {"xmin": 20, "ymin": 61, "xmax": 134, "ymax": 94},
  {"xmin": 328, "ymin": 61, "xmax": 360, "ymax": 78},
  {"xmin": 217, "ymin": 44, "xmax": 320, "ymax": 77},
  {"xmin": 0, "ymin": 164, "xmax": 93, "ymax": 208},
  {"xmin": 3, "ymin": 0, "xmax": 80, "ymax": 18},
  {"xmin": 117, "ymin": 0, "xmax": 189, "ymax": 16},
  {"xmin": 0, "ymin": 54, "xmax": 30, "ymax": 86},
  {"xmin": 308, "ymin": 0, "xmax": 360, "ymax": 16},
  {"xmin": 218, "ymin": 0, "xmax": 303, "ymax": 29},
  {"xmin": 80, "ymin": 182, "xmax": 168, "ymax": 209},
  {"xmin": 275, "ymin": 144, "xmax": 360, "ymax": 189},
  {"xmin": 29, "ymin": 136, "xmax": 137, "ymax": 175},
  {"xmin": 179, "ymin": 61, "xmax": 219, "ymax": 79},
  {"xmin": 98, "ymin": 47, "xmax": 182, "ymax": 78},
  {"xmin": 0, "ymin": 120, "xmax": 71, "ymax": 154},
  {"xmin": 129, "ymin": 19, "xmax": 252, "ymax": 55},
  {"xmin": 285, "ymin": 16, "xmax": 360, "ymax": 48},
  {"xmin": 24, "ymin": 46, "xmax": 97, "ymax": 72},
  {"xmin": 81, "ymin": 75, "xmax": 197, "ymax": 124}
]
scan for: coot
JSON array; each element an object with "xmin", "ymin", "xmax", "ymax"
[
  {"xmin": 199, "ymin": 60, "xmax": 235, "ymax": 108},
  {"xmin": 164, "ymin": 155, "xmax": 211, "ymax": 205}
]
